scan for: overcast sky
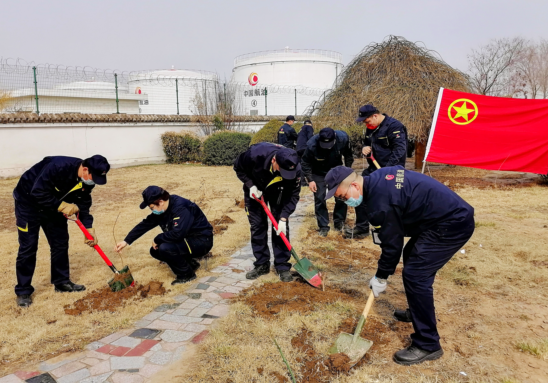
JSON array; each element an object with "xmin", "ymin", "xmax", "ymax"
[{"xmin": 1, "ymin": 0, "xmax": 547, "ymax": 79}]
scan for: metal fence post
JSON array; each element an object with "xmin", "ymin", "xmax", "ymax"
[
  {"xmin": 223, "ymin": 83, "xmax": 227, "ymax": 108},
  {"xmin": 265, "ymin": 87, "xmax": 268, "ymax": 116},
  {"xmin": 294, "ymin": 89, "xmax": 297, "ymax": 116},
  {"xmin": 32, "ymin": 66, "xmax": 39, "ymax": 115},
  {"xmin": 114, "ymin": 73, "xmax": 120, "ymax": 114},
  {"xmin": 175, "ymin": 78, "xmax": 180, "ymax": 115}
]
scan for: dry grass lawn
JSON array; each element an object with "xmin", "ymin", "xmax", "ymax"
[
  {"xmin": 177, "ymin": 168, "xmax": 548, "ymax": 383},
  {"xmin": 0, "ymin": 164, "xmax": 250, "ymax": 374}
]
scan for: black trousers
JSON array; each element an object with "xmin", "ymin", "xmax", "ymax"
[
  {"xmin": 244, "ymin": 187, "xmax": 291, "ymax": 271},
  {"xmin": 311, "ymin": 174, "xmax": 347, "ymax": 230},
  {"xmin": 402, "ymin": 213, "xmax": 475, "ymax": 351},
  {"xmin": 150, "ymin": 235, "xmax": 213, "ymax": 278},
  {"xmin": 15, "ymin": 201, "xmax": 71, "ymax": 296}
]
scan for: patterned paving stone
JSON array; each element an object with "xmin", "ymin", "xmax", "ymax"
[
  {"xmin": 206, "ymin": 277, "xmax": 217, "ymax": 282},
  {"xmin": 148, "ymin": 351, "xmax": 173, "ymax": 366},
  {"xmin": 171, "ymin": 346, "xmax": 186, "ymax": 362},
  {"xmin": 56, "ymin": 368, "xmax": 90, "ymax": 383},
  {"xmin": 197, "ymin": 301, "xmax": 215, "ymax": 309},
  {"xmin": 187, "ymin": 293, "xmax": 201, "ymax": 299},
  {"xmin": 95, "ymin": 345, "xmax": 116, "ymax": 354},
  {"xmin": 26, "ymin": 373, "xmax": 56, "ymax": 383},
  {"xmin": 153, "ymin": 303, "xmax": 180, "ymax": 312},
  {"xmin": 202, "ymin": 318, "xmax": 215, "ymax": 325},
  {"xmin": 184, "ymin": 323, "xmax": 207, "ymax": 333},
  {"xmin": 160, "ymin": 314, "xmax": 202, "ymax": 324},
  {"xmin": 188, "ymin": 307, "xmax": 209, "ymax": 317},
  {"xmin": 222, "ymin": 286, "xmax": 243, "ymax": 294},
  {"xmin": 137, "ymin": 364, "xmax": 163, "ymax": 378},
  {"xmin": 80, "ymin": 358, "xmax": 101, "ymax": 367},
  {"xmin": 172, "ymin": 308, "xmax": 191, "ymax": 316},
  {"xmin": 206, "ymin": 304, "xmax": 230, "ymax": 317},
  {"xmin": 196, "ymin": 283, "xmax": 209, "ymax": 290},
  {"xmin": 110, "ymin": 372, "xmax": 144, "ymax": 383},
  {"xmin": 85, "ymin": 351, "xmax": 111, "ymax": 361},
  {"xmin": 110, "ymin": 357, "xmax": 146, "ymax": 370},
  {"xmin": 89, "ymin": 361, "xmax": 110, "ymax": 376},
  {"xmin": 200, "ymin": 292, "xmax": 222, "ymax": 301},
  {"xmin": 111, "ymin": 337, "xmax": 141, "ymax": 348},
  {"xmin": 150, "ymin": 344, "xmax": 162, "ymax": 352},
  {"xmin": 79, "ymin": 371, "xmax": 113, "ymax": 383},
  {"xmin": 85, "ymin": 342, "xmax": 104, "ymax": 351},
  {"xmin": 173, "ymin": 295, "xmax": 189, "ymax": 303},
  {"xmin": 0, "ymin": 375, "xmax": 21, "ymax": 383},
  {"xmin": 13, "ymin": 372, "xmax": 39, "ymax": 380},
  {"xmin": 129, "ymin": 329, "xmax": 161, "ymax": 340},
  {"xmin": 125, "ymin": 340, "xmax": 160, "ymax": 357},
  {"xmin": 51, "ymin": 362, "xmax": 86, "ymax": 379},
  {"xmin": 132, "ymin": 320, "xmax": 151, "ymax": 328},
  {"xmin": 178, "ymin": 300, "xmax": 200, "ymax": 309},
  {"xmin": 160, "ymin": 330, "xmax": 196, "ymax": 343},
  {"xmin": 98, "ymin": 332, "xmax": 125, "ymax": 345},
  {"xmin": 219, "ymin": 292, "xmax": 236, "ymax": 299},
  {"xmin": 191, "ymin": 330, "xmax": 209, "ymax": 344},
  {"xmin": 215, "ymin": 276, "xmax": 239, "ymax": 285},
  {"xmin": 109, "ymin": 347, "xmax": 131, "ymax": 357},
  {"xmin": 39, "ymin": 353, "xmax": 82, "ymax": 372},
  {"xmin": 160, "ymin": 341, "xmax": 186, "ymax": 351},
  {"xmin": 141, "ymin": 312, "xmax": 163, "ymax": 321},
  {"xmin": 145, "ymin": 320, "xmax": 181, "ymax": 330}
]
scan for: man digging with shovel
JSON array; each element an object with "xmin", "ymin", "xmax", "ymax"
[
  {"xmin": 325, "ymin": 165, "xmax": 474, "ymax": 365},
  {"xmin": 115, "ymin": 186, "xmax": 213, "ymax": 285},
  {"xmin": 13, "ymin": 155, "xmax": 110, "ymax": 307},
  {"xmin": 234, "ymin": 143, "xmax": 301, "ymax": 282}
]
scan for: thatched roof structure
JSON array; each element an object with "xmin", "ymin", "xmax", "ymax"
[{"xmin": 316, "ymin": 36, "xmax": 471, "ymax": 141}]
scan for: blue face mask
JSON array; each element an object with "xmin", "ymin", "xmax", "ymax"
[
  {"xmin": 151, "ymin": 209, "xmax": 165, "ymax": 215},
  {"xmin": 345, "ymin": 194, "xmax": 363, "ymax": 208},
  {"xmin": 81, "ymin": 177, "xmax": 95, "ymax": 186}
]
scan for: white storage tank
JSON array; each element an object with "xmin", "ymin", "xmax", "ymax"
[
  {"xmin": 128, "ymin": 68, "xmax": 218, "ymax": 115},
  {"xmin": 231, "ymin": 48, "xmax": 343, "ymax": 116}
]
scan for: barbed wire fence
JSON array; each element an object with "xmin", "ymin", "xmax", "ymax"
[{"xmin": 0, "ymin": 58, "xmax": 327, "ymax": 123}]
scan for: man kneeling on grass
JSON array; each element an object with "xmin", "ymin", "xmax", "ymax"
[
  {"xmin": 115, "ymin": 186, "xmax": 213, "ymax": 285},
  {"xmin": 324, "ymin": 165, "xmax": 474, "ymax": 366}
]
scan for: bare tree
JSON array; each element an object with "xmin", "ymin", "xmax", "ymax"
[
  {"xmin": 538, "ymin": 39, "xmax": 548, "ymax": 98},
  {"xmin": 468, "ymin": 37, "xmax": 526, "ymax": 96}
]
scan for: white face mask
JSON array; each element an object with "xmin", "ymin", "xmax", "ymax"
[{"xmin": 81, "ymin": 177, "xmax": 95, "ymax": 186}]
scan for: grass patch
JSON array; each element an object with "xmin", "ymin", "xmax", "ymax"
[
  {"xmin": 475, "ymin": 221, "xmax": 496, "ymax": 228},
  {"xmin": 516, "ymin": 339, "xmax": 548, "ymax": 359}
]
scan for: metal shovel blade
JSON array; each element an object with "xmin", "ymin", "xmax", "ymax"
[
  {"xmin": 293, "ymin": 257, "xmax": 322, "ymax": 288},
  {"xmin": 108, "ymin": 265, "xmax": 135, "ymax": 292},
  {"xmin": 328, "ymin": 332, "xmax": 373, "ymax": 366}
]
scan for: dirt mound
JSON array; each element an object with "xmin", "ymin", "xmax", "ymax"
[
  {"xmin": 209, "ymin": 215, "xmax": 236, "ymax": 235},
  {"xmin": 240, "ymin": 281, "xmax": 348, "ymax": 318},
  {"xmin": 64, "ymin": 281, "xmax": 166, "ymax": 315},
  {"xmin": 235, "ymin": 198, "xmax": 245, "ymax": 208}
]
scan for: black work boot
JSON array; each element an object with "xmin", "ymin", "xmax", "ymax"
[
  {"xmin": 333, "ymin": 222, "xmax": 345, "ymax": 232},
  {"xmin": 246, "ymin": 263, "xmax": 270, "ymax": 280},
  {"xmin": 394, "ymin": 308, "xmax": 413, "ymax": 322},
  {"xmin": 172, "ymin": 272, "xmax": 197, "ymax": 285},
  {"xmin": 16, "ymin": 294, "xmax": 32, "ymax": 308},
  {"xmin": 189, "ymin": 258, "xmax": 200, "ymax": 272},
  {"xmin": 393, "ymin": 346, "xmax": 444, "ymax": 366},
  {"xmin": 343, "ymin": 227, "xmax": 370, "ymax": 239},
  {"xmin": 277, "ymin": 270, "xmax": 293, "ymax": 282},
  {"xmin": 319, "ymin": 228, "xmax": 330, "ymax": 237},
  {"xmin": 55, "ymin": 281, "xmax": 86, "ymax": 293}
]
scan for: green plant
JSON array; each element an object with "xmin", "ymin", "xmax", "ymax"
[
  {"xmin": 161, "ymin": 131, "xmax": 203, "ymax": 163},
  {"xmin": 203, "ymin": 131, "xmax": 252, "ymax": 166},
  {"xmin": 250, "ymin": 119, "xmax": 284, "ymax": 145},
  {"xmin": 212, "ymin": 114, "xmax": 225, "ymax": 131}
]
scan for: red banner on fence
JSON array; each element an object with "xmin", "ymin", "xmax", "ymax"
[{"xmin": 424, "ymin": 88, "xmax": 548, "ymax": 174}]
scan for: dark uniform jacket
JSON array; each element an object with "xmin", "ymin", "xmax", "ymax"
[
  {"xmin": 301, "ymin": 131, "xmax": 354, "ymax": 181},
  {"xmin": 364, "ymin": 115, "xmax": 407, "ymax": 169},
  {"xmin": 124, "ymin": 195, "xmax": 213, "ymax": 246},
  {"xmin": 233, "ymin": 142, "xmax": 301, "ymax": 220},
  {"xmin": 296, "ymin": 124, "xmax": 314, "ymax": 154},
  {"xmin": 13, "ymin": 156, "xmax": 94, "ymax": 228},
  {"xmin": 277, "ymin": 123, "xmax": 298, "ymax": 149},
  {"xmin": 361, "ymin": 166, "xmax": 474, "ymax": 279}
]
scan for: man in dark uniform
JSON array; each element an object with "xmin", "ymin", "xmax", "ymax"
[
  {"xmin": 277, "ymin": 115, "xmax": 298, "ymax": 149},
  {"xmin": 115, "ymin": 186, "xmax": 213, "ymax": 285},
  {"xmin": 345, "ymin": 104, "xmax": 408, "ymax": 239},
  {"xmin": 301, "ymin": 128, "xmax": 353, "ymax": 236},
  {"xmin": 233, "ymin": 143, "xmax": 301, "ymax": 282},
  {"xmin": 296, "ymin": 119, "xmax": 314, "ymax": 158},
  {"xmin": 325, "ymin": 165, "xmax": 474, "ymax": 365},
  {"xmin": 13, "ymin": 155, "xmax": 110, "ymax": 307}
]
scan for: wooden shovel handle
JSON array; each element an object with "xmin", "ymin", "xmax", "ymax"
[{"xmin": 362, "ymin": 291, "xmax": 375, "ymax": 319}]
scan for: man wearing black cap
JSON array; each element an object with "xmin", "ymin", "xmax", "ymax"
[
  {"xmin": 301, "ymin": 128, "xmax": 353, "ymax": 236},
  {"xmin": 344, "ymin": 104, "xmax": 408, "ymax": 239},
  {"xmin": 324, "ymin": 165, "xmax": 474, "ymax": 365},
  {"xmin": 277, "ymin": 116, "xmax": 298, "ymax": 149},
  {"xmin": 13, "ymin": 155, "xmax": 110, "ymax": 307},
  {"xmin": 114, "ymin": 186, "xmax": 213, "ymax": 285},
  {"xmin": 233, "ymin": 143, "xmax": 301, "ymax": 282}
]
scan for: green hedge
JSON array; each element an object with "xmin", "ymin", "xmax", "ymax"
[
  {"xmin": 250, "ymin": 120, "xmax": 304, "ymax": 145},
  {"xmin": 161, "ymin": 131, "xmax": 203, "ymax": 163},
  {"xmin": 203, "ymin": 131, "xmax": 252, "ymax": 166}
]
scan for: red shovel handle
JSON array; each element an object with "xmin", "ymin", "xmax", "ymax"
[
  {"xmin": 252, "ymin": 195, "xmax": 292, "ymax": 251},
  {"xmin": 67, "ymin": 214, "xmax": 114, "ymax": 268}
]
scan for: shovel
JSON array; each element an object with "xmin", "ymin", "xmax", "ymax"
[
  {"xmin": 253, "ymin": 195, "xmax": 323, "ymax": 289},
  {"xmin": 328, "ymin": 291, "xmax": 375, "ymax": 366},
  {"xmin": 67, "ymin": 215, "xmax": 135, "ymax": 292}
]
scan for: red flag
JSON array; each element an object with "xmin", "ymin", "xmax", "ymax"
[{"xmin": 424, "ymin": 88, "xmax": 548, "ymax": 174}]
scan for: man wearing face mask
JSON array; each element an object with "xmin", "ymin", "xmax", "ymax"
[
  {"xmin": 301, "ymin": 127, "xmax": 353, "ymax": 237},
  {"xmin": 114, "ymin": 186, "xmax": 213, "ymax": 285},
  {"xmin": 13, "ymin": 155, "xmax": 110, "ymax": 307},
  {"xmin": 233, "ymin": 143, "xmax": 301, "ymax": 282},
  {"xmin": 344, "ymin": 104, "xmax": 408, "ymax": 239},
  {"xmin": 324, "ymin": 165, "xmax": 474, "ymax": 365}
]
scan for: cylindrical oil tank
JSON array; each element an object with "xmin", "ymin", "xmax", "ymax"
[
  {"xmin": 128, "ymin": 68, "xmax": 218, "ymax": 115},
  {"xmin": 231, "ymin": 48, "xmax": 343, "ymax": 116}
]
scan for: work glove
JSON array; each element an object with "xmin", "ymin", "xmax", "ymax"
[
  {"xmin": 369, "ymin": 276, "xmax": 387, "ymax": 298},
  {"xmin": 275, "ymin": 220, "xmax": 287, "ymax": 237},
  {"xmin": 84, "ymin": 228, "xmax": 98, "ymax": 247},
  {"xmin": 58, "ymin": 201, "xmax": 79, "ymax": 216},
  {"xmin": 249, "ymin": 185, "xmax": 262, "ymax": 199}
]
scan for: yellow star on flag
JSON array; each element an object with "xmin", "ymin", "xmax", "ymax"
[{"xmin": 452, "ymin": 102, "xmax": 475, "ymax": 121}]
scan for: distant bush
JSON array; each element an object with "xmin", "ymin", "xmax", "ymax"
[
  {"xmin": 161, "ymin": 131, "xmax": 203, "ymax": 163},
  {"xmin": 340, "ymin": 125, "xmax": 366, "ymax": 158},
  {"xmin": 250, "ymin": 119, "xmax": 284, "ymax": 145},
  {"xmin": 203, "ymin": 131, "xmax": 252, "ymax": 166}
]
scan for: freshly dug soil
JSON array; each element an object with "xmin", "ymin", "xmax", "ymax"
[
  {"xmin": 235, "ymin": 198, "xmax": 245, "ymax": 208},
  {"xmin": 64, "ymin": 281, "xmax": 166, "ymax": 315},
  {"xmin": 239, "ymin": 281, "xmax": 349, "ymax": 318},
  {"xmin": 209, "ymin": 215, "xmax": 235, "ymax": 235}
]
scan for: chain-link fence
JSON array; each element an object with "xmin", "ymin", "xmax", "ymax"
[{"xmin": 0, "ymin": 59, "xmax": 328, "ymax": 117}]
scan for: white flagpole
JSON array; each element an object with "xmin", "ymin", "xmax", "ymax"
[{"xmin": 422, "ymin": 87, "xmax": 444, "ymax": 174}]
